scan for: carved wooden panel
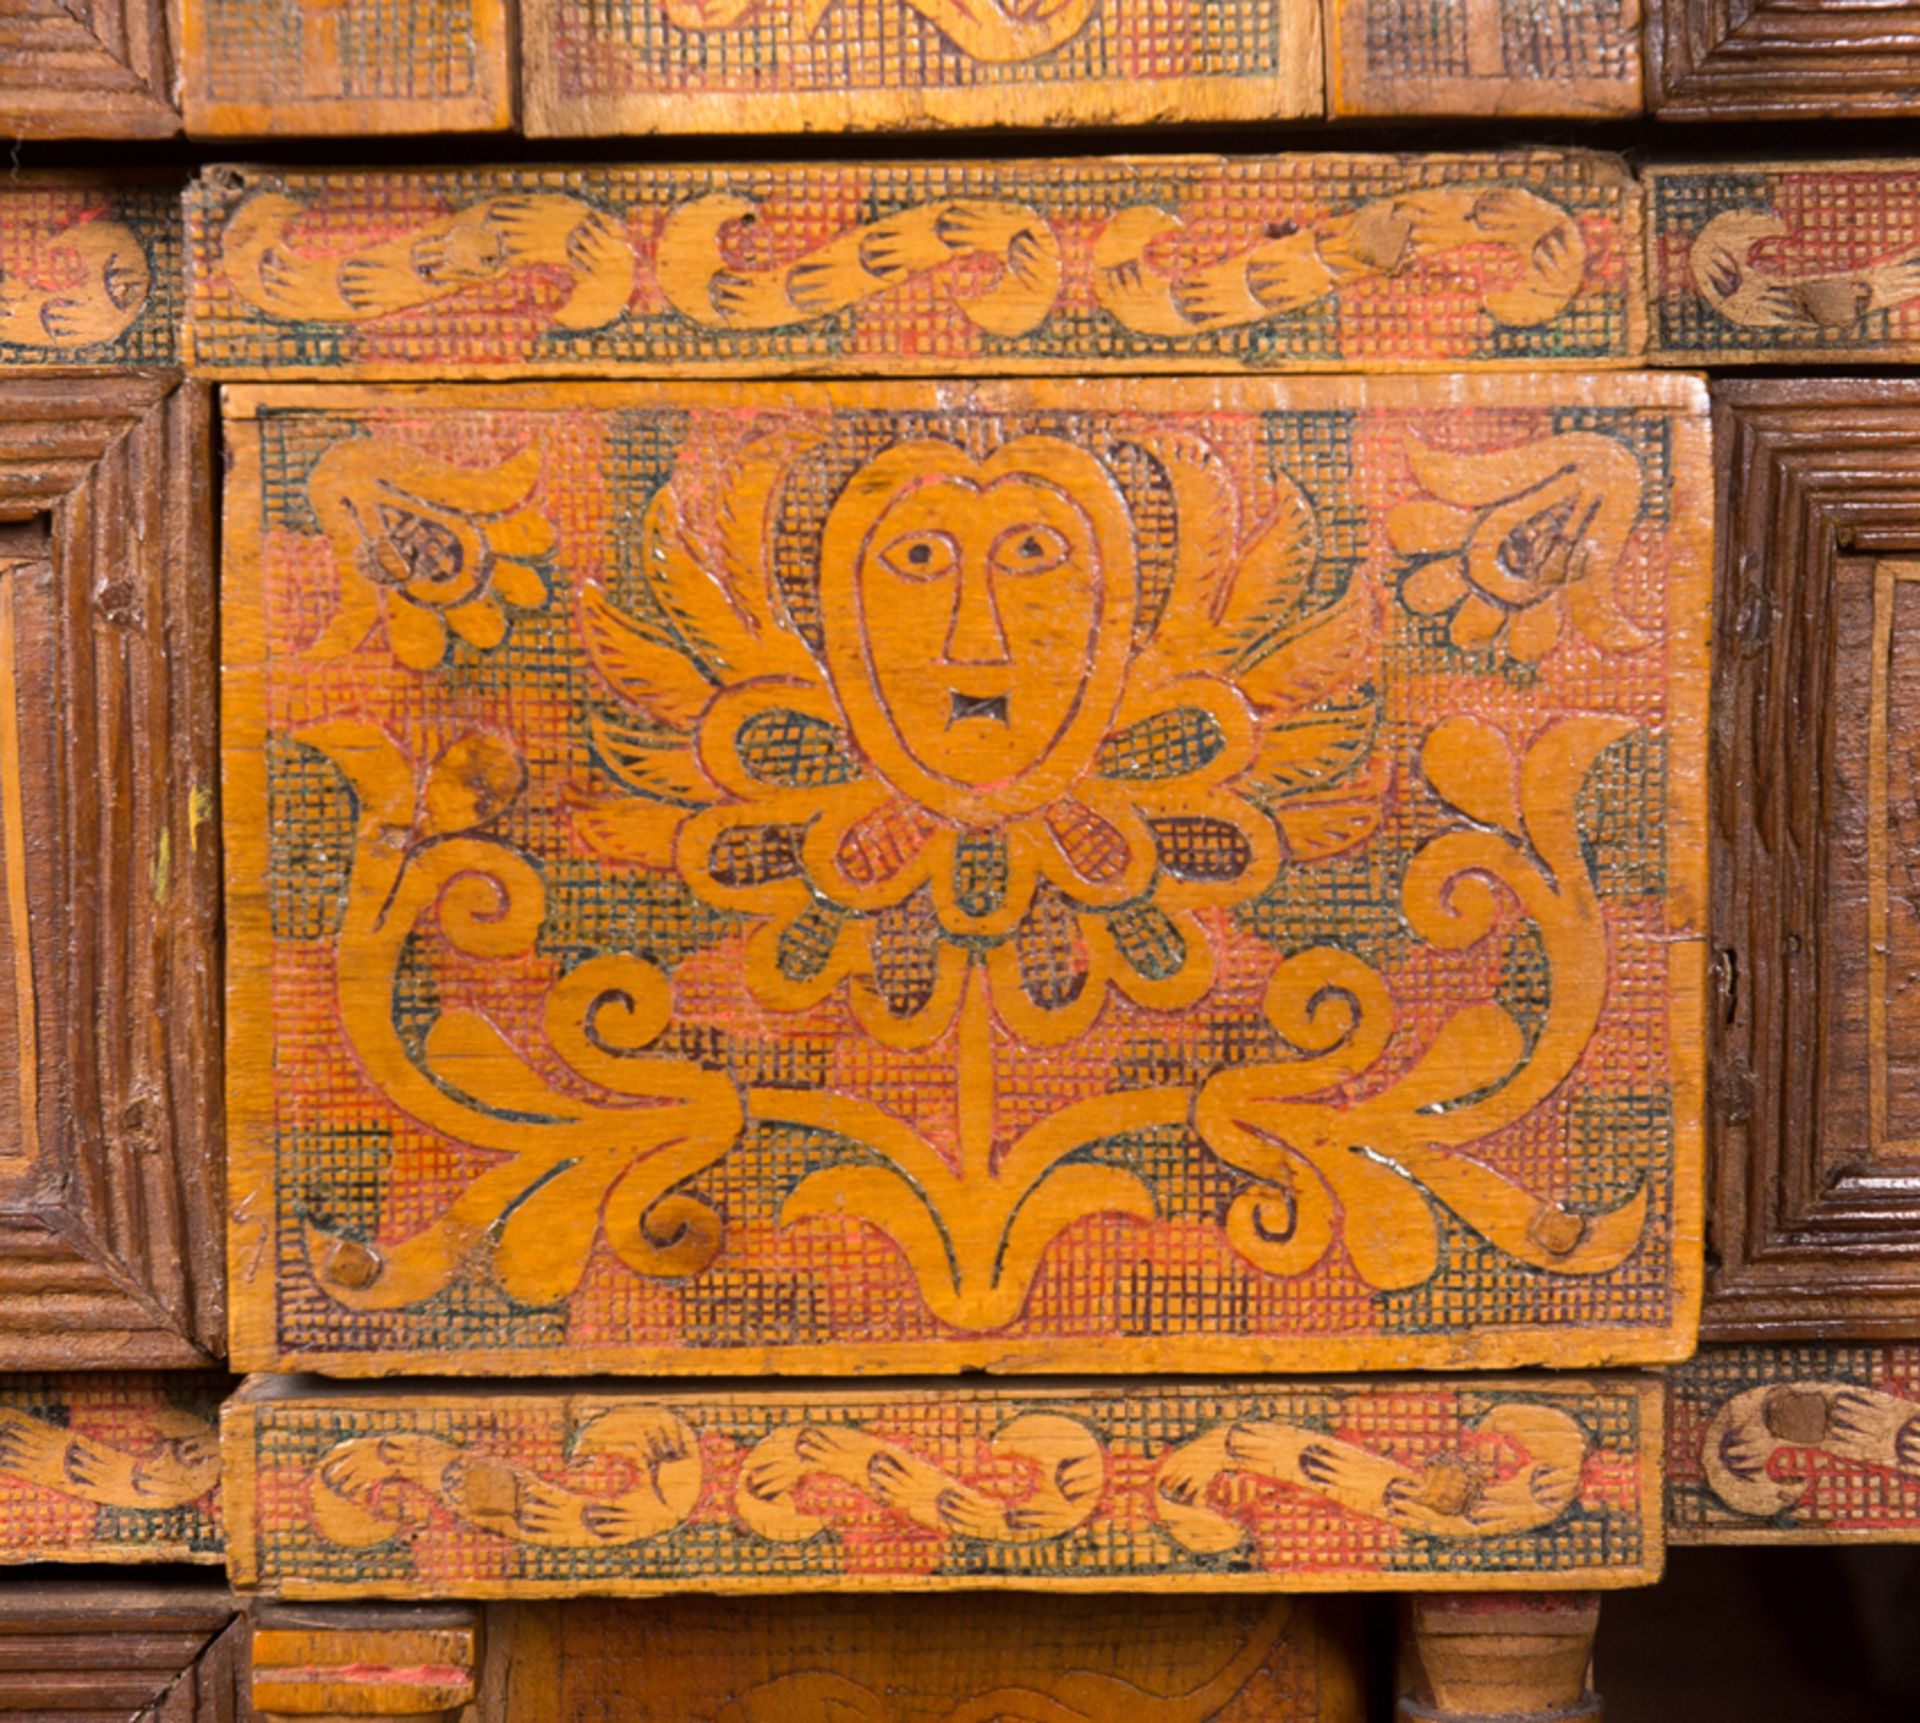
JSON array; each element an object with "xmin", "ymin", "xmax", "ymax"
[
  {"xmin": 1324, "ymin": 0, "xmax": 1640, "ymax": 117},
  {"xmin": 1647, "ymin": 164, "xmax": 1920, "ymax": 365},
  {"xmin": 0, "ymin": 0, "xmax": 181, "ymax": 137},
  {"xmin": 1708, "ymin": 382, "xmax": 1920, "ymax": 1337},
  {"xmin": 0, "ymin": 1584, "xmax": 241, "ymax": 1716},
  {"xmin": 0, "ymin": 1373, "xmax": 223, "ymax": 1564},
  {"xmin": 1648, "ymin": 0, "xmax": 1920, "ymax": 117},
  {"xmin": 1667, "ymin": 1345, "xmax": 1920, "ymax": 1543},
  {"xmin": 221, "ymin": 1376, "xmax": 1665, "ymax": 1596},
  {"xmin": 181, "ymin": 156, "xmax": 1647, "ymax": 380},
  {"xmin": 475, "ymin": 1595, "xmax": 1362, "ymax": 1720},
  {"xmin": 518, "ymin": 0, "xmax": 1320, "ymax": 134},
  {"xmin": 0, "ymin": 379, "xmax": 223, "ymax": 1368},
  {"xmin": 0, "ymin": 176, "xmax": 182, "ymax": 371},
  {"xmin": 180, "ymin": 0, "xmax": 512, "ymax": 135},
  {"xmin": 222, "ymin": 373, "xmax": 1708, "ymax": 1378}
]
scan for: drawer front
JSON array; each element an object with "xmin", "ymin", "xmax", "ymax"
[
  {"xmin": 182, "ymin": 156, "xmax": 1647, "ymax": 380},
  {"xmin": 223, "ymin": 371, "xmax": 1709, "ymax": 1378}
]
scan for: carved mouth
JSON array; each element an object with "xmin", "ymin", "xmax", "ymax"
[{"xmin": 949, "ymin": 691, "xmax": 1009, "ymax": 726}]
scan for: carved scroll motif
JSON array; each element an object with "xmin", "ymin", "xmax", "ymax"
[
  {"xmin": 0, "ymin": 217, "xmax": 150, "ymax": 350},
  {"xmin": 294, "ymin": 721, "xmax": 744, "ymax": 1311},
  {"xmin": 1094, "ymin": 186, "xmax": 1586, "ymax": 337},
  {"xmin": 221, "ymin": 191, "xmax": 636, "ymax": 330},
  {"xmin": 656, "ymin": 194, "xmax": 1062, "ymax": 334},
  {"xmin": 737, "ymin": 1414, "xmax": 1105, "ymax": 1543},
  {"xmin": 1156, "ymin": 1404, "xmax": 1590, "ymax": 1553},
  {"xmin": 1703, "ymin": 1382, "xmax": 1920, "ymax": 1520},
  {"xmin": 0, "ymin": 1408, "xmax": 219, "ymax": 1510},
  {"xmin": 1194, "ymin": 715, "xmax": 1652, "ymax": 1291},
  {"xmin": 310, "ymin": 1411, "xmax": 703, "ymax": 1549},
  {"xmin": 1691, "ymin": 210, "xmax": 1920, "ymax": 331}
]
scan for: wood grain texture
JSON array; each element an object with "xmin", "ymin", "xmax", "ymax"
[
  {"xmin": 0, "ymin": 0, "xmax": 181, "ymax": 137},
  {"xmin": 182, "ymin": 156, "xmax": 1647, "ymax": 379},
  {"xmin": 477, "ymin": 1594, "xmax": 1362, "ymax": 1721},
  {"xmin": 1667, "ymin": 1345, "xmax": 1920, "ymax": 1545},
  {"xmin": 0, "ymin": 1373, "xmax": 223, "ymax": 1564},
  {"xmin": 1648, "ymin": 0, "xmax": 1920, "ymax": 117},
  {"xmin": 0, "ymin": 378, "xmax": 223, "ymax": 1369},
  {"xmin": 0, "ymin": 176, "xmax": 183, "ymax": 371},
  {"xmin": 220, "ymin": 1375, "xmax": 1665, "ymax": 1597},
  {"xmin": 1398, "ymin": 1594, "xmax": 1600, "ymax": 1721},
  {"xmin": 519, "ymin": 0, "xmax": 1319, "ymax": 134},
  {"xmin": 221, "ymin": 373, "xmax": 1708, "ymax": 1380},
  {"xmin": 1325, "ymin": 0, "xmax": 1640, "ymax": 116},
  {"xmin": 251, "ymin": 1607, "xmax": 481, "ymax": 1719},
  {"xmin": 180, "ymin": 0, "xmax": 511, "ymax": 135},
  {"xmin": 1707, "ymin": 382, "xmax": 1920, "ymax": 1339},
  {"xmin": 1647, "ymin": 164, "xmax": 1920, "ymax": 365},
  {"xmin": 0, "ymin": 1583, "xmax": 241, "ymax": 1717}
]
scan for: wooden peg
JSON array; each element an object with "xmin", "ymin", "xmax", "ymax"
[{"xmin": 1399, "ymin": 1593, "xmax": 1601, "ymax": 1721}]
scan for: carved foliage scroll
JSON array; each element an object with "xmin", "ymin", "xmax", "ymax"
[{"xmin": 224, "ymin": 374, "xmax": 1708, "ymax": 1377}]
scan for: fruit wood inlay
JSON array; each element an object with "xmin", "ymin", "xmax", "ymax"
[
  {"xmin": 183, "ymin": 157, "xmax": 1645, "ymax": 380},
  {"xmin": 222, "ymin": 373, "xmax": 1708, "ymax": 1378},
  {"xmin": 220, "ymin": 1376, "xmax": 1664, "ymax": 1596},
  {"xmin": 1648, "ymin": 163, "xmax": 1920, "ymax": 365},
  {"xmin": 518, "ymin": 0, "xmax": 1320, "ymax": 135}
]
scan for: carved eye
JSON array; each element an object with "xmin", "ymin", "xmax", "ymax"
[
  {"xmin": 878, "ymin": 531, "xmax": 958, "ymax": 582},
  {"xmin": 989, "ymin": 522, "xmax": 1070, "ymax": 578}
]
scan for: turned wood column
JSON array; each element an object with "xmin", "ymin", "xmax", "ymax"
[
  {"xmin": 249, "ymin": 1606, "xmax": 482, "ymax": 1721},
  {"xmin": 1398, "ymin": 1593, "xmax": 1601, "ymax": 1721}
]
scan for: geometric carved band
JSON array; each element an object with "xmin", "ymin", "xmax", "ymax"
[{"xmin": 221, "ymin": 1376, "xmax": 1664, "ymax": 1597}]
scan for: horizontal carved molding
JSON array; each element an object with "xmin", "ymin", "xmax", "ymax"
[{"xmin": 221, "ymin": 1375, "xmax": 1665, "ymax": 1598}]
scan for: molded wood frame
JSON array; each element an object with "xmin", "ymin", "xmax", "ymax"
[
  {"xmin": 1649, "ymin": 0, "xmax": 1920, "ymax": 117},
  {"xmin": 0, "ymin": 1585, "xmax": 241, "ymax": 1715},
  {"xmin": 0, "ymin": 0, "xmax": 181, "ymax": 137},
  {"xmin": 0, "ymin": 378, "xmax": 222, "ymax": 1367},
  {"xmin": 1709, "ymin": 381, "xmax": 1920, "ymax": 1337}
]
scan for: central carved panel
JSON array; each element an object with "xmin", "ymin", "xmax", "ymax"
[{"xmin": 222, "ymin": 374, "xmax": 1709, "ymax": 1374}]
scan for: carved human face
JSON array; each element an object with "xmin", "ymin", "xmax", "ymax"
[{"xmin": 821, "ymin": 438, "xmax": 1137, "ymax": 823}]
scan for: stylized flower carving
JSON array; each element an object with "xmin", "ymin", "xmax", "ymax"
[
  {"xmin": 308, "ymin": 440, "xmax": 555, "ymax": 669},
  {"xmin": 1388, "ymin": 431, "xmax": 1648, "ymax": 664},
  {"xmin": 569, "ymin": 429, "xmax": 1386, "ymax": 1048}
]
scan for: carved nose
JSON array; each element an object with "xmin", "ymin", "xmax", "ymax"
[{"xmin": 943, "ymin": 562, "xmax": 1011, "ymax": 665}]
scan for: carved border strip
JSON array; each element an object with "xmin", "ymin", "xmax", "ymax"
[
  {"xmin": 1667, "ymin": 1344, "xmax": 1920, "ymax": 1543},
  {"xmin": 0, "ymin": 1373, "xmax": 225, "ymax": 1564},
  {"xmin": 181, "ymin": 156, "xmax": 1647, "ymax": 378},
  {"xmin": 0, "ymin": 379, "xmax": 222, "ymax": 1367},
  {"xmin": 222, "ymin": 1375, "xmax": 1664, "ymax": 1597},
  {"xmin": 1708, "ymin": 381, "xmax": 1920, "ymax": 1338},
  {"xmin": 0, "ymin": 176, "xmax": 184, "ymax": 374}
]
